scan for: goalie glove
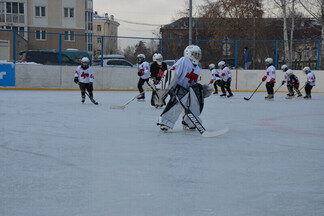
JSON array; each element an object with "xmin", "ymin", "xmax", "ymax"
[{"xmin": 202, "ymin": 84, "xmax": 213, "ymax": 98}]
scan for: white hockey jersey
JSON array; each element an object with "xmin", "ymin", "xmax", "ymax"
[
  {"xmin": 211, "ymin": 69, "xmax": 221, "ymax": 81},
  {"xmin": 307, "ymin": 71, "xmax": 316, "ymax": 86},
  {"xmin": 138, "ymin": 61, "xmax": 150, "ymax": 79},
  {"xmin": 265, "ymin": 65, "xmax": 276, "ymax": 82},
  {"xmin": 170, "ymin": 56, "xmax": 200, "ymax": 90},
  {"xmin": 219, "ymin": 66, "xmax": 232, "ymax": 82},
  {"xmin": 283, "ymin": 72, "xmax": 289, "ymax": 82},
  {"xmin": 74, "ymin": 66, "xmax": 94, "ymax": 83}
]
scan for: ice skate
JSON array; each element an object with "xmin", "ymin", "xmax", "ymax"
[
  {"xmin": 159, "ymin": 124, "xmax": 170, "ymax": 132},
  {"xmin": 227, "ymin": 93, "xmax": 233, "ymax": 98},
  {"xmin": 265, "ymin": 94, "xmax": 274, "ymax": 100},
  {"xmin": 182, "ymin": 121, "xmax": 195, "ymax": 130},
  {"xmin": 304, "ymin": 95, "xmax": 311, "ymax": 99},
  {"xmin": 136, "ymin": 92, "xmax": 145, "ymax": 101},
  {"xmin": 297, "ymin": 93, "xmax": 302, "ymax": 97},
  {"xmin": 220, "ymin": 93, "xmax": 226, "ymax": 97},
  {"xmin": 81, "ymin": 96, "xmax": 85, "ymax": 103},
  {"xmin": 213, "ymin": 91, "xmax": 218, "ymax": 95}
]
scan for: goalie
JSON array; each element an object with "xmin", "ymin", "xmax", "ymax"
[
  {"xmin": 150, "ymin": 53, "xmax": 168, "ymax": 108},
  {"xmin": 157, "ymin": 45, "xmax": 212, "ymax": 132}
]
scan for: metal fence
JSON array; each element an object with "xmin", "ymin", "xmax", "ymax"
[{"xmin": 1, "ymin": 29, "xmax": 323, "ymax": 70}]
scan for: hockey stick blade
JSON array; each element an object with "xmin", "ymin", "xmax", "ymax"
[
  {"xmin": 85, "ymin": 92, "xmax": 98, "ymax": 105},
  {"xmin": 109, "ymin": 96, "xmax": 136, "ymax": 110},
  {"xmin": 202, "ymin": 127, "xmax": 229, "ymax": 138},
  {"xmin": 243, "ymin": 97, "xmax": 250, "ymax": 101}
]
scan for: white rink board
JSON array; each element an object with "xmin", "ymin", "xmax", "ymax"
[
  {"xmin": 1, "ymin": 91, "xmax": 324, "ymax": 216},
  {"xmin": 4, "ymin": 64, "xmax": 324, "ymax": 92}
]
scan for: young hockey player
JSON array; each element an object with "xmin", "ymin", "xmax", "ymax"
[
  {"xmin": 303, "ymin": 66, "xmax": 316, "ymax": 99},
  {"xmin": 136, "ymin": 54, "xmax": 150, "ymax": 100},
  {"xmin": 281, "ymin": 64, "xmax": 289, "ymax": 87},
  {"xmin": 209, "ymin": 64, "xmax": 221, "ymax": 94},
  {"xmin": 262, "ymin": 58, "xmax": 276, "ymax": 100},
  {"xmin": 74, "ymin": 57, "xmax": 98, "ymax": 105},
  {"xmin": 150, "ymin": 53, "xmax": 168, "ymax": 107},
  {"xmin": 218, "ymin": 61, "xmax": 233, "ymax": 98},
  {"xmin": 285, "ymin": 69, "xmax": 302, "ymax": 99},
  {"xmin": 157, "ymin": 45, "xmax": 212, "ymax": 132}
]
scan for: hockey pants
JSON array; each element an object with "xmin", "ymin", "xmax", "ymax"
[
  {"xmin": 213, "ymin": 80, "xmax": 221, "ymax": 93},
  {"xmin": 266, "ymin": 82, "xmax": 275, "ymax": 95},
  {"xmin": 305, "ymin": 84, "xmax": 313, "ymax": 96},
  {"xmin": 287, "ymin": 83, "xmax": 300, "ymax": 95},
  {"xmin": 220, "ymin": 80, "xmax": 232, "ymax": 95},
  {"xmin": 158, "ymin": 84, "xmax": 204, "ymax": 129},
  {"xmin": 138, "ymin": 78, "xmax": 149, "ymax": 93},
  {"xmin": 79, "ymin": 82, "xmax": 93, "ymax": 98}
]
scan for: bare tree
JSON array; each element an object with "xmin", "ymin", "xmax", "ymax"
[
  {"xmin": 298, "ymin": 0, "xmax": 324, "ymax": 69},
  {"xmin": 274, "ymin": 0, "xmax": 291, "ymax": 65}
]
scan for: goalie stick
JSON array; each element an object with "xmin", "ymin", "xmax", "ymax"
[{"xmin": 173, "ymin": 91, "xmax": 229, "ymax": 138}]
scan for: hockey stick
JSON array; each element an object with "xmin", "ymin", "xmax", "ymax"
[
  {"xmin": 274, "ymin": 83, "xmax": 283, "ymax": 94},
  {"xmin": 173, "ymin": 91, "xmax": 229, "ymax": 137},
  {"xmin": 85, "ymin": 92, "xmax": 98, "ymax": 105},
  {"xmin": 110, "ymin": 96, "xmax": 137, "ymax": 109},
  {"xmin": 244, "ymin": 81, "xmax": 263, "ymax": 101}
]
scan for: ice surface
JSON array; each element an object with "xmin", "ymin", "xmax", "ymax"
[{"xmin": 1, "ymin": 90, "xmax": 324, "ymax": 216}]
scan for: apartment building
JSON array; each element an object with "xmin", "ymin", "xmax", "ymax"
[
  {"xmin": 0, "ymin": 0, "xmax": 93, "ymax": 60},
  {"xmin": 93, "ymin": 12, "xmax": 119, "ymax": 59}
]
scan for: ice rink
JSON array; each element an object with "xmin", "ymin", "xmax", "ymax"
[{"xmin": 1, "ymin": 90, "xmax": 324, "ymax": 216}]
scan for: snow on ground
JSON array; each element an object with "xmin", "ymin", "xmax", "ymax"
[{"xmin": 0, "ymin": 90, "xmax": 324, "ymax": 216}]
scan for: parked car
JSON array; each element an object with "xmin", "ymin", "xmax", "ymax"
[
  {"xmin": 62, "ymin": 49, "xmax": 92, "ymax": 65},
  {"xmin": 19, "ymin": 50, "xmax": 79, "ymax": 66},
  {"xmin": 93, "ymin": 59, "xmax": 135, "ymax": 68},
  {"xmin": 98, "ymin": 54, "xmax": 125, "ymax": 60}
]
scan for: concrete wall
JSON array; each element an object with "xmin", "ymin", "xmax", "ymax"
[{"xmin": 4, "ymin": 65, "xmax": 324, "ymax": 92}]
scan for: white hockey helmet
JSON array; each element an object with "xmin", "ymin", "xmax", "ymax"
[
  {"xmin": 286, "ymin": 69, "xmax": 293, "ymax": 75},
  {"xmin": 281, "ymin": 64, "xmax": 288, "ymax": 71},
  {"xmin": 184, "ymin": 45, "xmax": 201, "ymax": 65},
  {"xmin": 153, "ymin": 53, "xmax": 163, "ymax": 65},
  {"xmin": 209, "ymin": 64, "xmax": 215, "ymax": 69},
  {"xmin": 218, "ymin": 61, "xmax": 225, "ymax": 67},
  {"xmin": 265, "ymin": 58, "xmax": 273, "ymax": 64},
  {"xmin": 303, "ymin": 66, "xmax": 310, "ymax": 74},
  {"xmin": 137, "ymin": 54, "xmax": 145, "ymax": 64},
  {"xmin": 81, "ymin": 57, "xmax": 90, "ymax": 63}
]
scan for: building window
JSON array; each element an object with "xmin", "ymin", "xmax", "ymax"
[
  {"xmin": 64, "ymin": 8, "xmax": 74, "ymax": 18},
  {"xmin": 2, "ymin": 2, "xmax": 25, "ymax": 23},
  {"xmin": 97, "ymin": 25, "xmax": 101, "ymax": 31},
  {"xmin": 97, "ymin": 37, "xmax": 101, "ymax": 44},
  {"xmin": 64, "ymin": 31, "xmax": 75, "ymax": 41},
  {"xmin": 0, "ymin": 2, "xmax": 5, "ymax": 22},
  {"xmin": 35, "ymin": 6, "xmax": 46, "ymax": 17},
  {"xmin": 35, "ymin": 30, "xmax": 46, "ymax": 40}
]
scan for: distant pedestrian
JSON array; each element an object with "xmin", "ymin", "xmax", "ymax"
[{"xmin": 243, "ymin": 47, "xmax": 252, "ymax": 70}]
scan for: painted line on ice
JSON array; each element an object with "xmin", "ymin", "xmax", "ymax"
[{"xmin": 260, "ymin": 113, "xmax": 324, "ymax": 137}]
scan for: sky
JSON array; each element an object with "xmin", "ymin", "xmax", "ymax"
[{"xmin": 93, "ymin": 0, "xmax": 205, "ymax": 48}]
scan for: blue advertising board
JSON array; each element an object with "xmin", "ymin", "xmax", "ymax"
[{"xmin": 0, "ymin": 64, "xmax": 15, "ymax": 86}]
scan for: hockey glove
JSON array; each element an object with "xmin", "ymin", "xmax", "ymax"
[
  {"xmin": 281, "ymin": 80, "xmax": 286, "ymax": 85},
  {"xmin": 270, "ymin": 78, "xmax": 275, "ymax": 84},
  {"xmin": 228, "ymin": 77, "xmax": 232, "ymax": 82},
  {"xmin": 203, "ymin": 84, "xmax": 213, "ymax": 98},
  {"xmin": 209, "ymin": 79, "xmax": 214, "ymax": 84},
  {"xmin": 74, "ymin": 77, "xmax": 79, "ymax": 84},
  {"xmin": 262, "ymin": 76, "xmax": 267, "ymax": 82},
  {"xmin": 137, "ymin": 71, "xmax": 143, "ymax": 76}
]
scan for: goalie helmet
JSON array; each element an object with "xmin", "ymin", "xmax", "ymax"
[
  {"xmin": 153, "ymin": 53, "xmax": 163, "ymax": 65},
  {"xmin": 265, "ymin": 58, "xmax": 273, "ymax": 64},
  {"xmin": 137, "ymin": 54, "xmax": 145, "ymax": 64},
  {"xmin": 303, "ymin": 66, "xmax": 310, "ymax": 74},
  {"xmin": 209, "ymin": 64, "xmax": 215, "ymax": 70},
  {"xmin": 184, "ymin": 45, "xmax": 201, "ymax": 65},
  {"xmin": 281, "ymin": 64, "xmax": 288, "ymax": 72}
]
